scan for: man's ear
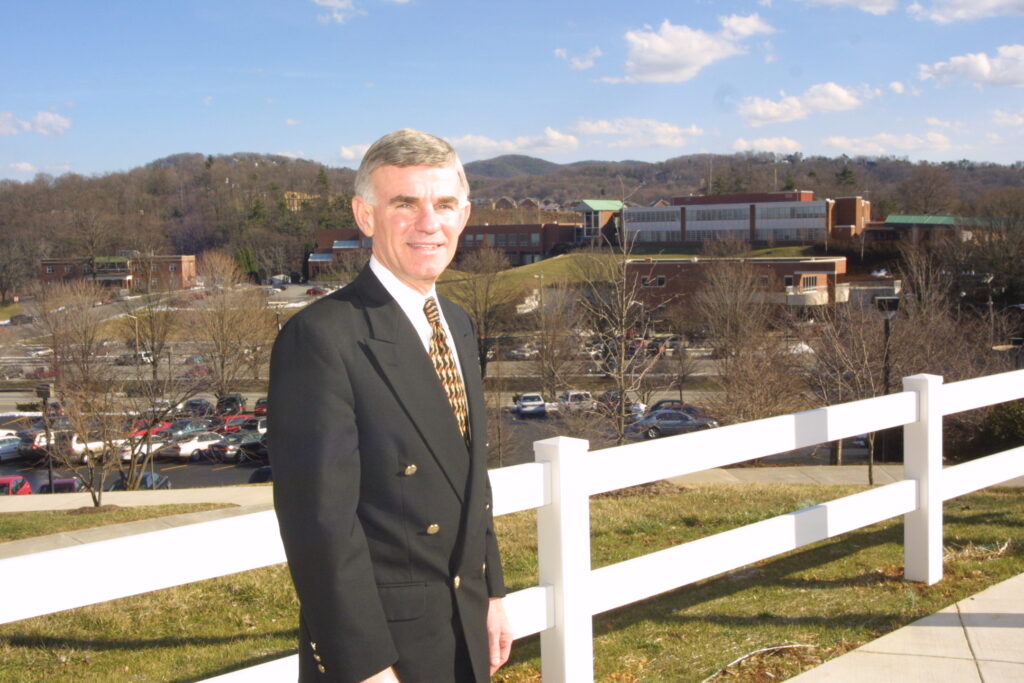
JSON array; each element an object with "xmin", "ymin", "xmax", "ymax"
[{"xmin": 352, "ymin": 195, "xmax": 374, "ymax": 237}]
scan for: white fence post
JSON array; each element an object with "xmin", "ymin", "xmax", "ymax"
[
  {"xmin": 534, "ymin": 436, "xmax": 594, "ymax": 683},
  {"xmin": 903, "ymin": 373, "xmax": 944, "ymax": 584}
]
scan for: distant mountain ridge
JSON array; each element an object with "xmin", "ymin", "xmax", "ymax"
[{"xmin": 463, "ymin": 155, "xmax": 563, "ymax": 178}]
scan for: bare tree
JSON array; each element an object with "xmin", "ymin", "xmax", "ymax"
[
  {"xmin": 695, "ymin": 261, "xmax": 810, "ymax": 427},
  {"xmin": 189, "ymin": 251, "xmax": 276, "ymax": 397},
  {"xmin": 29, "ymin": 281, "xmax": 123, "ymax": 503},
  {"xmin": 531, "ymin": 279, "xmax": 589, "ymax": 401},
  {"xmin": 573, "ymin": 243, "xmax": 666, "ymax": 444},
  {"xmin": 442, "ymin": 247, "xmax": 522, "ymax": 375}
]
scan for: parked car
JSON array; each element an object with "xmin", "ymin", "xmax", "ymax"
[
  {"xmin": 558, "ymin": 390, "xmax": 595, "ymax": 412},
  {"xmin": 182, "ymin": 364, "xmax": 213, "ymax": 379},
  {"xmin": 129, "ymin": 419, "xmax": 172, "ymax": 438},
  {"xmin": 646, "ymin": 400, "xmax": 714, "ymax": 419},
  {"xmin": 24, "ymin": 366, "xmax": 56, "ymax": 380},
  {"xmin": 515, "ymin": 393, "xmax": 546, "ymax": 417},
  {"xmin": 253, "ymin": 397, "xmax": 268, "ymax": 416},
  {"xmin": 248, "ymin": 465, "xmax": 273, "ymax": 483},
  {"xmin": 178, "ymin": 398, "xmax": 215, "ymax": 417},
  {"xmin": 216, "ymin": 393, "xmax": 247, "ymax": 415},
  {"xmin": 0, "ymin": 475, "xmax": 33, "ymax": 495},
  {"xmin": 114, "ymin": 351, "xmax": 154, "ymax": 365},
  {"xmin": 219, "ymin": 414, "xmax": 256, "ymax": 433},
  {"xmin": 154, "ymin": 431, "xmax": 225, "ymax": 461},
  {"xmin": 626, "ymin": 409, "xmax": 719, "ymax": 440},
  {"xmin": 107, "ymin": 472, "xmax": 171, "ymax": 491},
  {"xmin": 117, "ymin": 436, "xmax": 171, "ymax": 462},
  {"xmin": 154, "ymin": 419, "xmax": 212, "ymax": 440},
  {"xmin": 37, "ymin": 478, "xmax": 86, "ymax": 493},
  {"xmin": 238, "ymin": 434, "xmax": 269, "ymax": 463},
  {"xmin": 183, "ymin": 355, "xmax": 208, "ymax": 365},
  {"xmin": 0, "ymin": 435, "xmax": 23, "ymax": 462},
  {"xmin": 240, "ymin": 417, "xmax": 268, "ymax": 434},
  {"xmin": 306, "ymin": 287, "xmax": 327, "ymax": 296},
  {"xmin": 8, "ymin": 313, "xmax": 35, "ymax": 325},
  {"xmin": 207, "ymin": 431, "xmax": 262, "ymax": 463}
]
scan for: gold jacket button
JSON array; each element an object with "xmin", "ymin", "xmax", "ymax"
[
  {"xmin": 485, "ymin": 503, "xmax": 491, "ymax": 510},
  {"xmin": 318, "ymin": 664, "xmax": 326, "ymax": 673},
  {"xmin": 426, "ymin": 523, "xmax": 440, "ymax": 535},
  {"xmin": 313, "ymin": 654, "xmax": 322, "ymax": 662},
  {"xmin": 310, "ymin": 641, "xmax": 317, "ymax": 651},
  {"xmin": 403, "ymin": 464, "xmax": 418, "ymax": 476},
  {"xmin": 481, "ymin": 562, "xmax": 487, "ymax": 575},
  {"xmin": 453, "ymin": 575, "xmax": 461, "ymax": 589}
]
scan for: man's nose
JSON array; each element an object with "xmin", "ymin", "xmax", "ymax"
[{"xmin": 415, "ymin": 206, "xmax": 443, "ymax": 232}]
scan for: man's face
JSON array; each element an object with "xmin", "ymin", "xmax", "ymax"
[{"xmin": 353, "ymin": 164, "xmax": 470, "ymax": 295}]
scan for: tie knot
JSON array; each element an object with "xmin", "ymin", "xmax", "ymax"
[{"xmin": 423, "ymin": 297, "xmax": 441, "ymax": 325}]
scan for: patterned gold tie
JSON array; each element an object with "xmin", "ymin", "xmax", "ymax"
[{"xmin": 424, "ymin": 297, "xmax": 470, "ymax": 443}]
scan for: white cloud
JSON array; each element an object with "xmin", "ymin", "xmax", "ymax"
[
  {"xmin": 339, "ymin": 144, "xmax": 371, "ymax": 161},
  {"xmin": 0, "ymin": 112, "xmax": 27, "ymax": 136},
  {"xmin": 574, "ymin": 118, "xmax": 702, "ymax": 148},
  {"xmin": 739, "ymin": 82, "xmax": 879, "ymax": 126},
  {"xmin": 9, "ymin": 162, "xmax": 37, "ymax": 174},
  {"xmin": 823, "ymin": 131, "xmax": 955, "ymax": 155},
  {"xmin": 732, "ymin": 137, "xmax": 802, "ymax": 153},
  {"xmin": 314, "ymin": 0, "xmax": 362, "ymax": 24},
  {"xmin": 605, "ymin": 15, "xmax": 774, "ymax": 84},
  {"xmin": 285, "ymin": 118, "xmax": 300, "ymax": 126},
  {"xmin": 908, "ymin": 0, "xmax": 1024, "ymax": 23},
  {"xmin": 994, "ymin": 109, "xmax": 1024, "ymax": 125},
  {"xmin": 448, "ymin": 127, "xmax": 580, "ymax": 158},
  {"xmin": 986, "ymin": 132, "xmax": 1005, "ymax": 143},
  {"xmin": 796, "ymin": 0, "xmax": 898, "ymax": 15},
  {"xmin": 554, "ymin": 46, "xmax": 603, "ymax": 71},
  {"xmin": 31, "ymin": 112, "xmax": 72, "ymax": 136},
  {"xmin": 926, "ymin": 116, "xmax": 962, "ymax": 128},
  {"xmin": 202, "ymin": 95, "xmax": 214, "ymax": 106},
  {"xmin": 889, "ymin": 81, "xmax": 906, "ymax": 94},
  {"xmin": 920, "ymin": 45, "xmax": 1024, "ymax": 87},
  {"xmin": 0, "ymin": 110, "xmax": 71, "ymax": 136}
]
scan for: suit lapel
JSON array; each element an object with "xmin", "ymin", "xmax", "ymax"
[{"xmin": 354, "ymin": 269, "xmax": 470, "ymax": 501}]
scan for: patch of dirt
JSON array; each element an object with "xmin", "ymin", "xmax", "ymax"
[
  {"xmin": 595, "ymin": 480, "xmax": 684, "ymax": 499},
  {"xmin": 66, "ymin": 505, "xmax": 122, "ymax": 515}
]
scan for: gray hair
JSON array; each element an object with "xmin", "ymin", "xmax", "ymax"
[{"xmin": 354, "ymin": 128, "xmax": 469, "ymax": 204}]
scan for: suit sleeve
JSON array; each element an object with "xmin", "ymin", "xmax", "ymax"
[{"xmin": 268, "ymin": 309, "xmax": 398, "ymax": 681}]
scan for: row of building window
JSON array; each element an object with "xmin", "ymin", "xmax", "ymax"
[
  {"xmin": 690, "ymin": 208, "xmax": 749, "ymax": 222},
  {"xmin": 633, "ymin": 231, "xmax": 679, "ymax": 243},
  {"xmin": 757, "ymin": 204, "xmax": 827, "ymax": 220},
  {"xmin": 628, "ymin": 210, "xmax": 680, "ymax": 224},
  {"xmin": 461, "ymin": 233, "xmax": 542, "ymax": 247},
  {"xmin": 753, "ymin": 228, "xmax": 825, "ymax": 241},
  {"xmin": 45, "ymin": 263, "xmax": 179, "ymax": 274}
]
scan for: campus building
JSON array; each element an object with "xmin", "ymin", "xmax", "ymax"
[
  {"xmin": 39, "ymin": 254, "xmax": 198, "ymax": 292},
  {"xmin": 627, "ymin": 255, "xmax": 850, "ymax": 315},
  {"xmin": 623, "ymin": 192, "xmax": 872, "ymax": 247}
]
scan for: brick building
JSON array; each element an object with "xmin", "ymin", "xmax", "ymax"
[
  {"xmin": 622, "ymin": 192, "xmax": 872, "ymax": 246},
  {"xmin": 627, "ymin": 255, "xmax": 849, "ymax": 314},
  {"xmin": 39, "ymin": 254, "xmax": 198, "ymax": 292}
]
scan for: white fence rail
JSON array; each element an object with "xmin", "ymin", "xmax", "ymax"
[{"xmin": 2, "ymin": 370, "xmax": 1023, "ymax": 682}]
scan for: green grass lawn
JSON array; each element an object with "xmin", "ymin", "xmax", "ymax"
[
  {"xmin": 0, "ymin": 484, "xmax": 1020, "ymax": 681},
  {"xmin": 0, "ymin": 302, "xmax": 24, "ymax": 322}
]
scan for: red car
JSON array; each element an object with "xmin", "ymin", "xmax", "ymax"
[
  {"xmin": 219, "ymin": 414, "xmax": 256, "ymax": 433},
  {"xmin": 25, "ymin": 366, "xmax": 56, "ymax": 380},
  {"xmin": 306, "ymin": 287, "xmax": 326, "ymax": 296},
  {"xmin": 130, "ymin": 420, "xmax": 172, "ymax": 438},
  {"xmin": 0, "ymin": 475, "xmax": 32, "ymax": 495},
  {"xmin": 254, "ymin": 397, "xmax": 268, "ymax": 416}
]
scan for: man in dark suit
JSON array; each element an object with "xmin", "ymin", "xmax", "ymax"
[{"xmin": 269, "ymin": 129, "xmax": 512, "ymax": 682}]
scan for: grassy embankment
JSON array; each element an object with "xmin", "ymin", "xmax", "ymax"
[{"xmin": 0, "ymin": 483, "xmax": 1021, "ymax": 681}]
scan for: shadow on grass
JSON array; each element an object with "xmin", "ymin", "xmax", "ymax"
[{"xmin": 0, "ymin": 626, "xmax": 298, "ymax": 653}]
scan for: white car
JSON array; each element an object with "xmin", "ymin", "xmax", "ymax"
[
  {"xmin": 156, "ymin": 431, "xmax": 225, "ymax": 460},
  {"xmin": 515, "ymin": 393, "xmax": 547, "ymax": 417}
]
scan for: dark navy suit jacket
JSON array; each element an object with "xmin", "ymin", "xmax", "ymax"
[{"xmin": 269, "ymin": 266, "xmax": 505, "ymax": 682}]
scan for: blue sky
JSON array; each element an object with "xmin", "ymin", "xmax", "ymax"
[{"xmin": 2, "ymin": 0, "xmax": 1023, "ymax": 181}]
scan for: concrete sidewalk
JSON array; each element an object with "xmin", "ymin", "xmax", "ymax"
[{"xmin": 2, "ymin": 466, "xmax": 1022, "ymax": 681}]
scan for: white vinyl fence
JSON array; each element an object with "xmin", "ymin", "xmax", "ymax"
[{"xmin": 2, "ymin": 370, "xmax": 1023, "ymax": 682}]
